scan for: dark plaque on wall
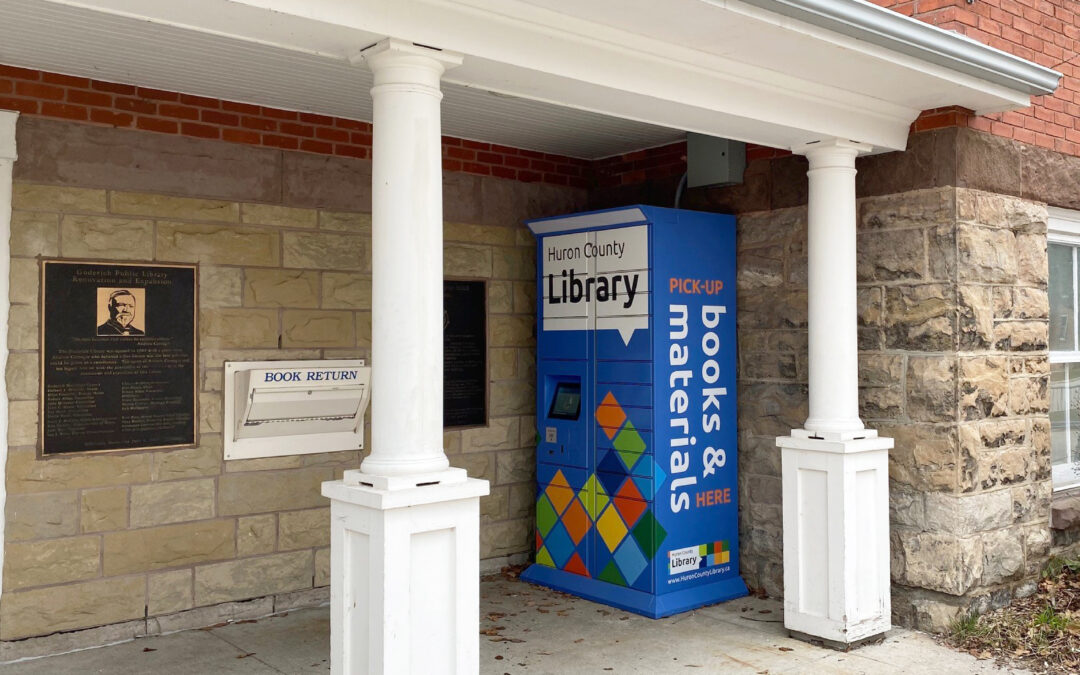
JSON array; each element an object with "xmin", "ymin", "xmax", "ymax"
[
  {"xmin": 40, "ymin": 260, "xmax": 198, "ymax": 455},
  {"xmin": 444, "ymin": 280, "xmax": 487, "ymax": 428}
]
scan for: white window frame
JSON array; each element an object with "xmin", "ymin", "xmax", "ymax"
[{"xmin": 1048, "ymin": 207, "xmax": 1080, "ymax": 490}]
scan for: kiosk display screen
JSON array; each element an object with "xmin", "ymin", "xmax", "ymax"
[{"xmin": 548, "ymin": 382, "xmax": 581, "ymax": 420}]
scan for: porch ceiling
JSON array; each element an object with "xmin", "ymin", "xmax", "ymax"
[{"xmin": 0, "ymin": 0, "xmax": 1061, "ymax": 159}]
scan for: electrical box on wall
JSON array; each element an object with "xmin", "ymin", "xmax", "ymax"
[
  {"xmin": 686, "ymin": 133, "xmax": 745, "ymax": 189},
  {"xmin": 224, "ymin": 359, "xmax": 370, "ymax": 460}
]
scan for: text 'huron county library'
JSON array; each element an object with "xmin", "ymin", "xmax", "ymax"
[{"xmin": 0, "ymin": 0, "xmax": 1079, "ymax": 662}]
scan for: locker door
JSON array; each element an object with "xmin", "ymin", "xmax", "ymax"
[{"xmin": 590, "ymin": 224, "xmax": 655, "ymax": 592}]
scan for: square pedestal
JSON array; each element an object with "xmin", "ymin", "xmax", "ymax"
[
  {"xmin": 322, "ymin": 478, "xmax": 489, "ymax": 674},
  {"xmin": 776, "ymin": 432, "xmax": 893, "ymax": 646}
]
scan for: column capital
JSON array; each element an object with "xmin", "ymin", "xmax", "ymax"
[
  {"xmin": 0, "ymin": 110, "xmax": 18, "ymax": 162},
  {"xmin": 352, "ymin": 38, "xmax": 462, "ymax": 88},
  {"xmin": 791, "ymin": 138, "xmax": 872, "ymax": 161}
]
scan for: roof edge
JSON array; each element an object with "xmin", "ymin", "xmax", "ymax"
[{"xmin": 740, "ymin": 0, "xmax": 1062, "ymax": 96}]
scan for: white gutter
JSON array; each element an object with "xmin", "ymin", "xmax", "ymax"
[{"xmin": 740, "ymin": 0, "xmax": 1061, "ymax": 95}]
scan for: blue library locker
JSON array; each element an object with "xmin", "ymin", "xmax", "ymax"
[{"xmin": 521, "ymin": 205, "xmax": 748, "ymax": 618}]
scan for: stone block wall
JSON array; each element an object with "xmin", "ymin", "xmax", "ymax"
[
  {"xmin": 735, "ymin": 185, "xmax": 1052, "ymax": 630},
  {"xmin": 2, "ymin": 118, "xmax": 584, "ymax": 642}
]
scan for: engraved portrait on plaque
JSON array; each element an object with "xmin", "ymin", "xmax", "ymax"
[
  {"xmin": 40, "ymin": 260, "xmax": 198, "ymax": 455},
  {"xmin": 96, "ymin": 287, "xmax": 146, "ymax": 336}
]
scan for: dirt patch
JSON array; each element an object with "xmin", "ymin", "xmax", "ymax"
[{"xmin": 947, "ymin": 558, "xmax": 1080, "ymax": 674}]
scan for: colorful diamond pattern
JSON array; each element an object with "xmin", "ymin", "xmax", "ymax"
[
  {"xmin": 595, "ymin": 392, "xmax": 626, "ymax": 440},
  {"xmin": 536, "ymin": 546, "xmax": 555, "ymax": 567},
  {"xmin": 632, "ymin": 510, "xmax": 666, "ymax": 559},
  {"xmin": 596, "ymin": 468, "xmax": 625, "ymax": 497},
  {"xmin": 530, "ymin": 387, "xmax": 671, "ymax": 594},
  {"xmin": 632, "ymin": 475, "xmax": 653, "ymax": 500},
  {"xmin": 613, "ymin": 497, "xmax": 647, "ymax": 529},
  {"xmin": 545, "ymin": 470, "xmax": 575, "ymax": 515},
  {"xmin": 564, "ymin": 552, "xmax": 589, "ymax": 577},
  {"xmin": 596, "ymin": 504, "xmax": 628, "ymax": 553},
  {"xmin": 612, "ymin": 421, "xmax": 646, "ymax": 469},
  {"xmin": 562, "ymin": 498, "xmax": 591, "ymax": 545},
  {"xmin": 613, "ymin": 538, "xmax": 648, "ymax": 585},
  {"xmin": 536, "ymin": 494, "xmax": 558, "ymax": 537},
  {"xmin": 544, "ymin": 521, "xmax": 575, "ymax": 568},
  {"xmin": 653, "ymin": 462, "xmax": 667, "ymax": 489},
  {"xmin": 580, "ymin": 474, "xmax": 607, "ymax": 519},
  {"xmin": 597, "ymin": 560, "xmax": 626, "ymax": 586},
  {"xmin": 597, "ymin": 451, "xmax": 624, "ymax": 477},
  {"xmin": 616, "ymin": 479, "xmax": 644, "ymax": 502}
]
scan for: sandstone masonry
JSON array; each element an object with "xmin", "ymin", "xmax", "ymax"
[
  {"xmin": 734, "ymin": 185, "xmax": 1052, "ymax": 631},
  {"xmin": 2, "ymin": 118, "xmax": 585, "ymax": 641}
]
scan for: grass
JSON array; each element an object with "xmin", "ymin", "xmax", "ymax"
[
  {"xmin": 946, "ymin": 556, "xmax": 1080, "ymax": 674},
  {"xmin": 1034, "ymin": 605, "xmax": 1069, "ymax": 631},
  {"xmin": 949, "ymin": 613, "xmax": 989, "ymax": 642}
]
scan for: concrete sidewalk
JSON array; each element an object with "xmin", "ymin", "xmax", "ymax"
[{"xmin": 0, "ymin": 575, "xmax": 1025, "ymax": 674}]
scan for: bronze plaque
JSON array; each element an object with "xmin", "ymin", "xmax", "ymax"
[
  {"xmin": 40, "ymin": 260, "xmax": 198, "ymax": 455},
  {"xmin": 443, "ymin": 280, "xmax": 487, "ymax": 428}
]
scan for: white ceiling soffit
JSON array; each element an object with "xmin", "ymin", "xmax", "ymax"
[
  {"xmin": 0, "ymin": 0, "xmax": 684, "ymax": 159},
  {"xmin": 0, "ymin": 0, "xmax": 1061, "ymax": 158}
]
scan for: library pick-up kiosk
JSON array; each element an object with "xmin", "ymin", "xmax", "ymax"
[{"xmin": 520, "ymin": 205, "xmax": 748, "ymax": 618}]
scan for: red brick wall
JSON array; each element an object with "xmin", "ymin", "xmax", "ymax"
[
  {"xmin": 0, "ymin": 65, "xmax": 588, "ymax": 189},
  {"xmin": 592, "ymin": 142, "xmax": 687, "ymax": 189},
  {"xmin": 874, "ymin": 0, "xmax": 1080, "ymax": 156}
]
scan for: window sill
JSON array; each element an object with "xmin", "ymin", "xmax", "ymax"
[{"xmin": 1051, "ymin": 487, "xmax": 1080, "ymax": 530}]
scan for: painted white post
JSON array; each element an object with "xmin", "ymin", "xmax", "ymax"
[
  {"xmin": 321, "ymin": 40, "xmax": 488, "ymax": 674},
  {"xmin": 0, "ymin": 111, "xmax": 18, "ymax": 603},
  {"xmin": 802, "ymin": 140, "xmax": 866, "ymax": 437},
  {"xmin": 360, "ymin": 38, "xmax": 460, "ymax": 482},
  {"xmin": 776, "ymin": 139, "xmax": 893, "ymax": 648}
]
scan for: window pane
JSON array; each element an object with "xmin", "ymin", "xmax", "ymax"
[
  {"xmin": 1049, "ymin": 243, "xmax": 1075, "ymax": 351},
  {"xmin": 1052, "ymin": 363, "xmax": 1068, "ymax": 466}
]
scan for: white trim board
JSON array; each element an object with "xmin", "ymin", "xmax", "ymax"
[
  {"xmin": 0, "ymin": 0, "xmax": 1058, "ymax": 157},
  {"xmin": 0, "ymin": 110, "xmax": 19, "ymax": 602}
]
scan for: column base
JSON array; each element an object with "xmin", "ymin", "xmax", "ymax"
[
  {"xmin": 322, "ymin": 477, "xmax": 490, "ymax": 674},
  {"xmin": 776, "ymin": 430, "xmax": 893, "ymax": 646},
  {"xmin": 343, "ymin": 466, "xmax": 467, "ymax": 491},
  {"xmin": 789, "ymin": 427, "xmax": 879, "ymax": 443},
  {"xmin": 788, "ymin": 629, "xmax": 887, "ymax": 652}
]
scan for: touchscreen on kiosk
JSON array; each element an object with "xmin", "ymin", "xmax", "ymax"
[{"xmin": 548, "ymin": 382, "xmax": 581, "ymax": 420}]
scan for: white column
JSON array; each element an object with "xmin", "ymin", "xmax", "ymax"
[
  {"xmin": 776, "ymin": 138, "xmax": 893, "ymax": 648},
  {"xmin": 0, "ymin": 111, "xmax": 17, "ymax": 603},
  {"xmin": 803, "ymin": 140, "xmax": 866, "ymax": 437},
  {"xmin": 359, "ymin": 38, "xmax": 459, "ymax": 482},
  {"xmin": 322, "ymin": 41, "xmax": 488, "ymax": 674}
]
